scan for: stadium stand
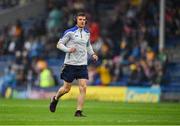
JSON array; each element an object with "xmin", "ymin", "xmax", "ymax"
[
  {"xmin": 0, "ymin": 0, "xmax": 34, "ymax": 11},
  {"xmin": 0, "ymin": 0, "xmax": 179, "ymax": 91}
]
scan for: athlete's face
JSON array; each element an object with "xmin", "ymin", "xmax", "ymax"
[{"xmin": 77, "ymin": 16, "xmax": 86, "ymax": 28}]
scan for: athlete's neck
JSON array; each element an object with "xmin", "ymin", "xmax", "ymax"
[{"xmin": 76, "ymin": 25, "xmax": 84, "ymax": 29}]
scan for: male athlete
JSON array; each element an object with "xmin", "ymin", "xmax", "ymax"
[{"xmin": 49, "ymin": 12, "xmax": 98, "ymax": 117}]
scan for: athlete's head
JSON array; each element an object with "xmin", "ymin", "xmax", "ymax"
[{"xmin": 75, "ymin": 12, "xmax": 87, "ymax": 28}]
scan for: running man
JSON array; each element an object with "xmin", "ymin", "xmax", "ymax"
[{"xmin": 49, "ymin": 12, "xmax": 98, "ymax": 117}]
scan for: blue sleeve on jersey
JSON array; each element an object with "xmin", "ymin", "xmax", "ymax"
[
  {"xmin": 84, "ymin": 27, "xmax": 90, "ymax": 33},
  {"xmin": 62, "ymin": 26, "xmax": 78, "ymax": 37}
]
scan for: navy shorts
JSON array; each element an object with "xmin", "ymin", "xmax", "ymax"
[{"xmin": 60, "ymin": 64, "xmax": 88, "ymax": 83}]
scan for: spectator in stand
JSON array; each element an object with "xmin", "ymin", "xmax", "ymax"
[
  {"xmin": 36, "ymin": 60, "xmax": 55, "ymax": 88},
  {"xmin": 0, "ymin": 66, "xmax": 16, "ymax": 96},
  {"xmin": 89, "ymin": 20, "xmax": 100, "ymax": 44},
  {"xmin": 0, "ymin": 25, "xmax": 11, "ymax": 55},
  {"xmin": 24, "ymin": 35, "xmax": 44, "ymax": 60},
  {"xmin": 47, "ymin": 6, "xmax": 63, "ymax": 36},
  {"xmin": 96, "ymin": 60, "xmax": 111, "ymax": 86},
  {"xmin": 8, "ymin": 20, "xmax": 24, "ymax": 54}
]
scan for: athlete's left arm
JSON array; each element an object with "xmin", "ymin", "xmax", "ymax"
[
  {"xmin": 86, "ymin": 40, "xmax": 98, "ymax": 61},
  {"xmin": 86, "ymin": 39, "xmax": 94, "ymax": 55}
]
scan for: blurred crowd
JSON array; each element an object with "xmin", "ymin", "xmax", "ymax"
[
  {"xmin": 0, "ymin": 0, "xmax": 34, "ymax": 10},
  {"xmin": 0, "ymin": 0, "xmax": 179, "ymax": 90}
]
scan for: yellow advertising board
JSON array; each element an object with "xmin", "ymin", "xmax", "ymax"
[{"xmin": 61, "ymin": 86, "xmax": 127, "ymax": 102}]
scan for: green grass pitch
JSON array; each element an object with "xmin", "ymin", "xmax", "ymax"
[{"xmin": 0, "ymin": 99, "xmax": 180, "ymax": 125}]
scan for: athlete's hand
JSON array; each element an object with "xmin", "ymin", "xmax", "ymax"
[
  {"xmin": 92, "ymin": 54, "xmax": 98, "ymax": 62},
  {"xmin": 69, "ymin": 47, "xmax": 76, "ymax": 53}
]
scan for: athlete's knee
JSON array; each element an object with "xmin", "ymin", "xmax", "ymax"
[
  {"xmin": 64, "ymin": 85, "xmax": 71, "ymax": 93},
  {"xmin": 81, "ymin": 84, "xmax": 87, "ymax": 90},
  {"xmin": 60, "ymin": 83, "xmax": 71, "ymax": 94},
  {"xmin": 79, "ymin": 83, "xmax": 87, "ymax": 92}
]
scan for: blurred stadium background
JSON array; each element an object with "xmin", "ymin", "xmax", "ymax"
[{"xmin": 0, "ymin": 0, "xmax": 180, "ymax": 125}]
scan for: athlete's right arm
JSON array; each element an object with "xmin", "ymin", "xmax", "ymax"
[{"xmin": 57, "ymin": 32, "xmax": 76, "ymax": 53}]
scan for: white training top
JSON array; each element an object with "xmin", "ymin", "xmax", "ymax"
[{"xmin": 57, "ymin": 25, "xmax": 94, "ymax": 65}]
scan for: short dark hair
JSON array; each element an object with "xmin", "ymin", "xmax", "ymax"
[{"xmin": 76, "ymin": 12, "xmax": 86, "ymax": 17}]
